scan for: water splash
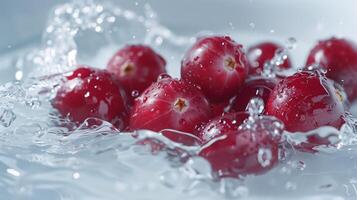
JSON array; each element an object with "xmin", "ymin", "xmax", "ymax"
[
  {"xmin": 15, "ymin": 0, "xmax": 192, "ymax": 81},
  {"xmin": 2, "ymin": 0, "xmax": 357, "ymax": 199},
  {"xmin": 262, "ymin": 37, "xmax": 297, "ymax": 78}
]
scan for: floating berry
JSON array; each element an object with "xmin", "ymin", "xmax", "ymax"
[
  {"xmin": 53, "ymin": 67, "xmax": 129, "ymax": 130},
  {"xmin": 306, "ymin": 37, "xmax": 357, "ymax": 102},
  {"xmin": 266, "ymin": 71, "xmax": 345, "ymax": 132},
  {"xmin": 266, "ymin": 71, "xmax": 345, "ymax": 150},
  {"xmin": 181, "ymin": 36, "xmax": 248, "ymax": 102},
  {"xmin": 229, "ymin": 76, "xmax": 277, "ymax": 113},
  {"xmin": 198, "ymin": 112, "xmax": 248, "ymax": 142},
  {"xmin": 107, "ymin": 44, "xmax": 166, "ymax": 101},
  {"xmin": 199, "ymin": 99, "xmax": 282, "ymax": 177},
  {"xmin": 129, "ymin": 76, "xmax": 211, "ymax": 134},
  {"xmin": 247, "ymin": 42, "xmax": 291, "ymax": 76}
]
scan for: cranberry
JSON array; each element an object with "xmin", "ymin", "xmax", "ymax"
[
  {"xmin": 181, "ymin": 36, "xmax": 248, "ymax": 102},
  {"xmin": 198, "ymin": 112, "xmax": 248, "ymax": 142},
  {"xmin": 210, "ymin": 100, "xmax": 231, "ymax": 117},
  {"xmin": 107, "ymin": 44, "xmax": 166, "ymax": 100},
  {"xmin": 247, "ymin": 42, "xmax": 291, "ymax": 76},
  {"xmin": 129, "ymin": 76, "xmax": 211, "ymax": 134},
  {"xmin": 229, "ymin": 76, "xmax": 277, "ymax": 113},
  {"xmin": 53, "ymin": 67, "xmax": 129, "ymax": 130},
  {"xmin": 199, "ymin": 116, "xmax": 280, "ymax": 178},
  {"xmin": 306, "ymin": 37, "xmax": 357, "ymax": 102},
  {"xmin": 266, "ymin": 71, "xmax": 345, "ymax": 133}
]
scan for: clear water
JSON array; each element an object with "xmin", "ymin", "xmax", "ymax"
[{"xmin": 1, "ymin": 1, "xmax": 357, "ymax": 200}]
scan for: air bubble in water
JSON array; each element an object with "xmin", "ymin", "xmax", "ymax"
[
  {"xmin": 160, "ymin": 170, "xmax": 180, "ymax": 188},
  {"xmin": 0, "ymin": 107, "xmax": 16, "ymax": 127},
  {"xmin": 25, "ymin": 97, "xmax": 42, "ymax": 109},
  {"xmin": 285, "ymin": 181, "xmax": 297, "ymax": 190},
  {"xmin": 219, "ymin": 178, "xmax": 249, "ymax": 198},
  {"xmin": 183, "ymin": 156, "xmax": 212, "ymax": 179},
  {"xmin": 257, "ymin": 148, "xmax": 272, "ymax": 168}
]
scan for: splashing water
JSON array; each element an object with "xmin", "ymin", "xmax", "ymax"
[
  {"xmin": 1, "ymin": 0, "xmax": 357, "ymax": 200},
  {"xmin": 262, "ymin": 37, "xmax": 297, "ymax": 78}
]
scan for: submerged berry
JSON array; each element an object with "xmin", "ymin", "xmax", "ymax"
[{"xmin": 199, "ymin": 114, "xmax": 281, "ymax": 178}]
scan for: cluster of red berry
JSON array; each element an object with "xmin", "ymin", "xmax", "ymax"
[{"xmin": 52, "ymin": 36, "xmax": 357, "ymax": 178}]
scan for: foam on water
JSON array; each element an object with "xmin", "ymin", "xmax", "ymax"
[{"xmin": 1, "ymin": 0, "xmax": 357, "ymax": 200}]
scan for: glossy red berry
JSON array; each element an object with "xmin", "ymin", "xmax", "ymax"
[
  {"xmin": 266, "ymin": 71, "xmax": 345, "ymax": 133},
  {"xmin": 210, "ymin": 100, "xmax": 231, "ymax": 117},
  {"xmin": 306, "ymin": 37, "xmax": 357, "ymax": 102},
  {"xmin": 107, "ymin": 44, "xmax": 166, "ymax": 100},
  {"xmin": 53, "ymin": 67, "xmax": 129, "ymax": 130},
  {"xmin": 198, "ymin": 112, "xmax": 248, "ymax": 142},
  {"xmin": 229, "ymin": 77, "xmax": 277, "ymax": 113},
  {"xmin": 247, "ymin": 42, "xmax": 291, "ymax": 76},
  {"xmin": 129, "ymin": 76, "xmax": 211, "ymax": 134},
  {"xmin": 181, "ymin": 36, "xmax": 248, "ymax": 102},
  {"xmin": 199, "ymin": 117, "xmax": 280, "ymax": 178}
]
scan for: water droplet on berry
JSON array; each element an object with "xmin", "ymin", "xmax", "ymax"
[
  {"xmin": 157, "ymin": 73, "xmax": 171, "ymax": 81},
  {"xmin": 257, "ymin": 148, "xmax": 272, "ymax": 167},
  {"xmin": 131, "ymin": 90, "xmax": 140, "ymax": 98},
  {"xmin": 246, "ymin": 97, "xmax": 265, "ymax": 117}
]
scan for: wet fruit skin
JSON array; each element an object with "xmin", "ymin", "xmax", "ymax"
[
  {"xmin": 229, "ymin": 76, "xmax": 277, "ymax": 113},
  {"xmin": 266, "ymin": 71, "xmax": 345, "ymax": 133},
  {"xmin": 129, "ymin": 76, "xmax": 212, "ymax": 135},
  {"xmin": 181, "ymin": 36, "xmax": 248, "ymax": 102},
  {"xmin": 247, "ymin": 42, "xmax": 291, "ymax": 76},
  {"xmin": 198, "ymin": 112, "xmax": 248, "ymax": 142},
  {"xmin": 306, "ymin": 37, "xmax": 357, "ymax": 102},
  {"xmin": 199, "ymin": 124, "xmax": 279, "ymax": 177},
  {"xmin": 53, "ymin": 67, "xmax": 129, "ymax": 130},
  {"xmin": 107, "ymin": 44, "xmax": 166, "ymax": 101}
]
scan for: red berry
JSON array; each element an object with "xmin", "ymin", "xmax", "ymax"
[
  {"xmin": 199, "ymin": 116, "xmax": 281, "ymax": 177},
  {"xmin": 129, "ymin": 76, "xmax": 211, "ymax": 134},
  {"xmin": 198, "ymin": 112, "xmax": 248, "ymax": 142},
  {"xmin": 53, "ymin": 67, "xmax": 129, "ymax": 130},
  {"xmin": 181, "ymin": 36, "xmax": 248, "ymax": 102},
  {"xmin": 210, "ymin": 100, "xmax": 231, "ymax": 117},
  {"xmin": 247, "ymin": 42, "xmax": 291, "ymax": 76},
  {"xmin": 107, "ymin": 44, "xmax": 166, "ymax": 100},
  {"xmin": 306, "ymin": 37, "xmax": 357, "ymax": 102},
  {"xmin": 266, "ymin": 71, "xmax": 345, "ymax": 133},
  {"xmin": 229, "ymin": 77, "xmax": 277, "ymax": 113}
]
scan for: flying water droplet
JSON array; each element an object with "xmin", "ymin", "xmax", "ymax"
[{"xmin": 246, "ymin": 97, "xmax": 264, "ymax": 117}]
